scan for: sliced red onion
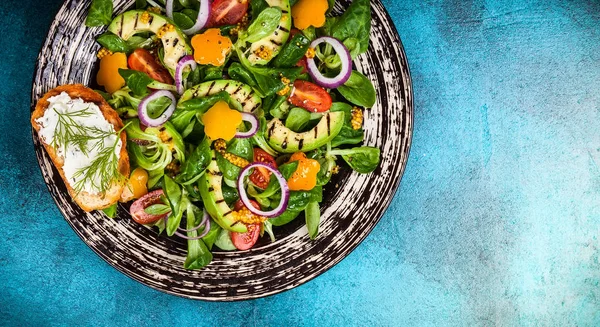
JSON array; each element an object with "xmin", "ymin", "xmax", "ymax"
[
  {"xmin": 138, "ymin": 90, "xmax": 176, "ymax": 127},
  {"xmin": 175, "ymin": 55, "xmax": 197, "ymax": 95},
  {"xmin": 237, "ymin": 163, "xmax": 289, "ymax": 218},
  {"xmin": 235, "ymin": 113, "xmax": 259, "ymax": 138},
  {"xmin": 306, "ymin": 36, "xmax": 352, "ymax": 89},
  {"xmin": 178, "ymin": 209, "xmax": 209, "ymax": 233},
  {"xmin": 166, "ymin": 0, "xmax": 211, "ymax": 35}
]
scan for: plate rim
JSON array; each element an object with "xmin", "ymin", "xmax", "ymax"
[{"xmin": 30, "ymin": 0, "xmax": 414, "ymax": 301}]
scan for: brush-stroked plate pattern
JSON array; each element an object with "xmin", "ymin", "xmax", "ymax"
[{"xmin": 31, "ymin": 0, "xmax": 413, "ymax": 300}]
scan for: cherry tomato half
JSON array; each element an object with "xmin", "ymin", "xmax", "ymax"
[
  {"xmin": 127, "ymin": 49, "xmax": 174, "ymax": 84},
  {"xmin": 130, "ymin": 189, "xmax": 170, "ymax": 224},
  {"xmin": 288, "ymin": 80, "xmax": 332, "ymax": 113},
  {"xmin": 249, "ymin": 148, "xmax": 278, "ymax": 189},
  {"xmin": 209, "ymin": 0, "xmax": 249, "ymax": 27},
  {"xmin": 231, "ymin": 223, "xmax": 261, "ymax": 251}
]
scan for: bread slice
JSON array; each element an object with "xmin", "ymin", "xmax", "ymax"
[{"xmin": 31, "ymin": 84, "xmax": 130, "ymax": 212}]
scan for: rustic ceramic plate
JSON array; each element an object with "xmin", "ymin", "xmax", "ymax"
[{"xmin": 31, "ymin": 0, "xmax": 413, "ymax": 301}]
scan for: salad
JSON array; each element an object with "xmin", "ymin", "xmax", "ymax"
[{"xmin": 75, "ymin": 0, "xmax": 378, "ymax": 269}]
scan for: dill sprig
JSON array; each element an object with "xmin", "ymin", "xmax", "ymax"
[
  {"xmin": 71, "ymin": 122, "xmax": 131, "ymax": 195},
  {"xmin": 51, "ymin": 107, "xmax": 95, "ymax": 155}
]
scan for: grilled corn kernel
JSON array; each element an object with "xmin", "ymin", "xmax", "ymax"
[
  {"xmin": 140, "ymin": 11, "xmax": 152, "ymax": 24},
  {"xmin": 351, "ymin": 107, "xmax": 364, "ymax": 130},
  {"xmin": 277, "ymin": 84, "xmax": 291, "ymax": 96},
  {"xmin": 232, "ymin": 207, "xmax": 267, "ymax": 225},
  {"xmin": 305, "ymin": 47, "xmax": 316, "ymax": 59},
  {"xmin": 331, "ymin": 165, "xmax": 340, "ymax": 174},
  {"xmin": 96, "ymin": 47, "xmax": 113, "ymax": 59}
]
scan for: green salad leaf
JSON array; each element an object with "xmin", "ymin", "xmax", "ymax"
[
  {"xmin": 85, "ymin": 0, "xmax": 113, "ymax": 27},
  {"xmin": 337, "ymin": 71, "xmax": 376, "ymax": 108}
]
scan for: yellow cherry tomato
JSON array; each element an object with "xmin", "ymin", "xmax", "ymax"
[
  {"xmin": 202, "ymin": 101, "xmax": 242, "ymax": 141},
  {"xmin": 191, "ymin": 28, "xmax": 233, "ymax": 66},
  {"xmin": 96, "ymin": 52, "xmax": 128, "ymax": 93},
  {"xmin": 287, "ymin": 152, "xmax": 321, "ymax": 191}
]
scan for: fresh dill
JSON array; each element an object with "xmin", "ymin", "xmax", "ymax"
[
  {"xmin": 51, "ymin": 107, "xmax": 95, "ymax": 155},
  {"xmin": 72, "ymin": 122, "xmax": 132, "ymax": 195}
]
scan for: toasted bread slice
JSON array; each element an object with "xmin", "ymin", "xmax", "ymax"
[{"xmin": 31, "ymin": 84, "xmax": 130, "ymax": 212}]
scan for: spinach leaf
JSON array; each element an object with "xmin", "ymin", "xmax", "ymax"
[
  {"xmin": 244, "ymin": 7, "xmax": 282, "ymax": 43},
  {"xmin": 285, "ymin": 107, "xmax": 312, "ymax": 132},
  {"xmin": 343, "ymin": 37, "xmax": 361, "ymax": 60},
  {"xmin": 215, "ymin": 228, "xmax": 237, "ymax": 250},
  {"xmin": 270, "ymin": 186, "xmax": 322, "ymax": 226},
  {"xmin": 173, "ymin": 12, "xmax": 195, "ymax": 30},
  {"xmin": 177, "ymin": 91, "xmax": 242, "ymax": 113},
  {"xmin": 126, "ymin": 35, "xmax": 156, "ymax": 49},
  {"xmin": 217, "ymin": 137, "xmax": 253, "ymax": 181},
  {"xmin": 135, "ymin": 0, "xmax": 147, "ymax": 9},
  {"xmin": 278, "ymin": 161, "xmax": 299, "ymax": 179},
  {"xmin": 201, "ymin": 221, "xmax": 221, "ymax": 250},
  {"xmin": 329, "ymin": 146, "xmax": 380, "ymax": 173},
  {"xmin": 102, "ymin": 204, "xmax": 118, "ymax": 218},
  {"xmin": 305, "ymin": 202, "xmax": 320, "ymax": 239},
  {"xmin": 97, "ymin": 33, "xmax": 131, "ymax": 53},
  {"xmin": 270, "ymin": 209, "xmax": 302, "ymax": 226},
  {"xmin": 221, "ymin": 183, "xmax": 239, "ymax": 205},
  {"xmin": 144, "ymin": 204, "xmax": 171, "ymax": 215},
  {"xmin": 330, "ymin": 102, "xmax": 364, "ymax": 147},
  {"xmin": 250, "ymin": 0, "xmax": 270, "ymax": 16},
  {"xmin": 163, "ymin": 175, "xmax": 184, "ymax": 236},
  {"xmin": 203, "ymin": 65, "xmax": 224, "ymax": 81},
  {"xmin": 228, "ymin": 63, "xmax": 257, "ymax": 87},
  {"xmin": 331, "ymin": 0, "xmax": 371, "ymax": 53},
  {"xmin": 176, "ymin": 137, "xmax": 211, "ymax": 184},
  {"xmin": 327, "ymin": 0, "xmax": 336, "ymax": 14},
  {"xmin": 269, "ymin": 97, "xmax": 290, "ymax": 119},
  {"xmin": 118, "ymin": 69, "xmax": 153, "ymax": 96},
  {"xmin": 337, "ymin": 71, "xmax": 376, "ymax": 107},
  {"xmin": 183, "ymin": 203, "xmax": 213, "ymax": 269},
  {"xmin": 85, "ymin": 0, "xmax": 113, "ymax": 27},
  {"xmin": 248, "ymin": 66, "xmax": 303, "ymax": 97},
  {"xmin": 263, "ymin": 220, "xmax": 276, "ymax": 242},
  {"xmin": 273, "ymin": 33, "xmax": 311, "ymax": 68},
  {"xmin": 251, "ymin": 117, "xmax": 279, "ymax": 156}
]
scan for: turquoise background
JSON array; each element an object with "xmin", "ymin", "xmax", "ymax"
[{"xmin": 1, "ymin": 0, "xmax": 599, "ymax": 325}]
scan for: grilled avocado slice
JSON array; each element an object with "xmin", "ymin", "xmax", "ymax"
[
  {"xmin": 266, "ymin": 111, "xmax": 345, "ymax": 153},
  {"xmin": 247, "ymin": 0, "xmax": 292, "ymax": 65},
  {"xmin": 180, "ymin": 80, "xmax": 262, "ymax": 113},
  {"xmin": 107, "ymin": 10, "xmax": 191, "ymax": 72},
  {"xmin": 198, "ymin": 152, "xmax": 247, "ymax": 233}
]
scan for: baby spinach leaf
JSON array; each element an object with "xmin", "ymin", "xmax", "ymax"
[
  {"xmin": 250, "ymin": 0, "xmax": 270, "ymax": 16},
  {"xmin": 228, "ymin": 63, "xmax": 257, "ymax": 87},
  {"xmin": 173, "ymin": 12, "xmax": 195, "ymax": 30},
  {"xmin": 97, "ymin": 33, "xmax": 131, "ymax": 53},
  {"xmin": 337, "ymin": 71, "xmax": 376, "ymax": 108},
  {"xmin": 285, "ymin": 107, "xmax": 312, "ymax": 132},
  {"xmin": 330, "ymin": 102, "xmax": 364, "ymax": 147},
  {"xmin": 331, "ymin": 0, "xmax": 371, "ymax": 54},
  {"xmin": 184, "ymin": 203, "xmax": 213, "ymax": 269},
  {"xmin": 144, "ymin": 204, "xmax": 171, "ymax": 215},
  {"xmin": 270, "ymin": 209, "xmax": 302, "ymax": 226},
  {"xmin": 118, "ymin": 69, "xmax": 153, "ymax": 96},
  {"xmin": 305, "ymin": 202, "xmax": 320, "ymax": 239},
  {"xmin": 176, "ymin": 137, "xmax": 212, "ymax": 184},
  {"xmin": 330, "ymin": 146, "xmax": 380, "ymax": 173},
  {"xmin": 244, "ymin": 7, "xmax": 282, "ymax": 43},
  {"xmin": 201, "ymin": 221, "xmax": 221, "ymax": 250},
  {"xmin": 343, "ymin": 37, "xmax": 361, "ymax": 60},
  {"xmin": 85, "ymin": 0, "xmax": 113, "ymax": 27},
  {"xmin": 278, "ymin": 161, "xmax": 299, "ymax": 180},
  {"xmin": 102, "ymin": 204, "xmax": 118, "ymax": 218},
  {"xmin": 251, "ymin": 117, "xmax": 279, "ymax": 156},
  {"xmin": 215, "ymin": 228, "xmax": 237, "ymax": 250},
  {"xmin": 273, "ymin": 33, "xmax": 311, "ymax": 68}
]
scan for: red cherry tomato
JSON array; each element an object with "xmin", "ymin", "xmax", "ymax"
[
  {"xmin": 231, "ymin": 223, "xmax": 260, "ymax": 251},
  {"xmin": 288, "ymin": 80, "xmax": 333, "ymax": 113},
  {"xmin": 209, "ymin": 0, "xmax": 249, "ymax": 27},
  {"xmin": 249, "ymin": 148, "xmax": 278, "ymax": 189},
  {"xmin": 129, "ymin": 189, "xmax": 170, "ymax": 224},
  {"xmin": 127, "ymin": 49, "xmax": 174, "ymax": 84},
  {"xmin": 234, "ymin": 199, "xmax": 261, "ymax": 211}
]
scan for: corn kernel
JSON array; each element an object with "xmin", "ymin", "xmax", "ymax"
[
  {"xmin": 305, "ymin": 47, "xmax": 316, "ymax": 59},
  {"xmin": 351, "ymin": 107, "xmax": 364, "ymax": 130}
]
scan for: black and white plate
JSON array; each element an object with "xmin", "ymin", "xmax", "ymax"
[{"xmin": 31, "ymin": 0, "xmax": 413, "ymax": 301}]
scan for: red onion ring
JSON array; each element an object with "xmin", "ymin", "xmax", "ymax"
[
  {"xmin": 175, "ymin": 55, "xmax": 197, "ymax": 94},
  {"xmin": 237, "ymin": 163, "xmax": 290, "ymax": 218},
  {"xmin": 138, "ymin": 90, "xmax": 177, "ymax": 127},
  {"xmin": 235, "ymin": 113, "xmax": 259, "ymax": 138},
  {"xmin": 166, "ymin": 0, "xmax": 211, "ymax": 35},
  {"xmin": 306, "ymin": 36, "xmax": 352, "ymax": 89}
]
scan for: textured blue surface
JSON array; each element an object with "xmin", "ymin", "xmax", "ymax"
[{"xmin": 1, "ymin": 0, "xmax": 600, "ymax": 325}]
